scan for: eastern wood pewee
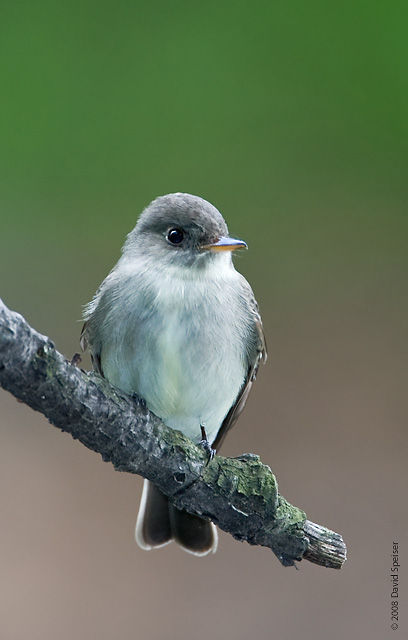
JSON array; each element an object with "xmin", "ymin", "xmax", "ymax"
[{"xmin": 81, "ymin": 193, "xmax": 266, "ymax": 555}]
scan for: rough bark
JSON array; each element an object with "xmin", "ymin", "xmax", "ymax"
[{"xmin": 0, "ymin": 298, "xmax": 346, "ymax": 569}]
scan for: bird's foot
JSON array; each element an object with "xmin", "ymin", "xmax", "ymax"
[
  {"xmin": 71, "ymin": 353, "xmax": 82, "ymax": 367},
  {"xmin": 199, "ymin": 425, "xmax": 216, "ymax": 462}
]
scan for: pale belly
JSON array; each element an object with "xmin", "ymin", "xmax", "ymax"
[{"xmin": 101, "ymin": 300, "xmax": 247, "ymax": 445}]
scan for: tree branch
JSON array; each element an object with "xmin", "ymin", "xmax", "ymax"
[{"xmin": 0, "ymin": 298, "xmax": 346, "ymax": 569}]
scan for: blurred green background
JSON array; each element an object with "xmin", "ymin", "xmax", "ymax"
[{"xmin": 1, "ymin": 2, "xmax": 407, "ymax": 639}]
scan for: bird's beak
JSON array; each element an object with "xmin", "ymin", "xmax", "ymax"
[{"xmin": 201, "ymin": 236, "xmax": 248, "ymax": 252}]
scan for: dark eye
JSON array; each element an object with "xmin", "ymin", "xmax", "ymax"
[{"xmin": 167, "ymin": 228, "xmax": 184, "ymax": 245}]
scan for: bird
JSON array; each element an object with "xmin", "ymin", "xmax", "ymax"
[{"xmin": 80, "ymin": 192, "xmax": 266, "ymax": 555}]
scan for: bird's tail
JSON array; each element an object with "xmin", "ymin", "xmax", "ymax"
[{"xmin": 135, "ymin": 479, "xmax": 218, "ymax": 556}]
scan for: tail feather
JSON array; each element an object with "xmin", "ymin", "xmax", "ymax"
[
  {"xmin": 135, "ymin": 480, "xmax": 172, "ymax": 549},
  {"xmin": 169, "ymin": 502, "xmax": 218, "ymax": 556},
  {"xmin": 135, "ymin": 479, "xmax": 217, "ymax": 556}
]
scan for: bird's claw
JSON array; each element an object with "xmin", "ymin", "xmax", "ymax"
[{"xmin": 199, "ymin": 425, "xmax": 216, "ymax": 462}]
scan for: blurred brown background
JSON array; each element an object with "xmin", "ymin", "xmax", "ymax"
[{"xmin": 1, "ymin": 1, "xmax": 407, "ymax": 639}]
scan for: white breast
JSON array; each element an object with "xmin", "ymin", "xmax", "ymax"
[{"xmin": 100, "ymin": 257, "xmax": 250, "ymax": 445}]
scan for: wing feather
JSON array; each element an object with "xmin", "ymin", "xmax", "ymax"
[{"xmin": 212, "ymin": 288, "xmax": 266, "ymax": 451}]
